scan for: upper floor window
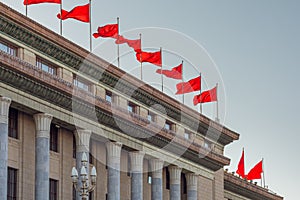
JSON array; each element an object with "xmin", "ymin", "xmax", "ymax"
[
  {"xmin": 147, "ymin": 111, "xmax": 155, "ymax": 122},
  {"xmin": 128, "ymin": 102, "xmax": 137, "ymax": 114},
  {"xmin": 7, "ymin": 167, "xmax": 17, "ymax": 200},
  {"xmin": 73, "ymin": 74, "xmax": 91, "ymax": 92},
  {"xmin": 0, "ymin": 40, "xmax": 17, "ymax": 56},
  {"xmin": 164, "ymin": 120, "xmax": 173, "ymax": 131},
  {"xmin": 203, "ymin": 139, "xmax": 213, "ymax": 150},
  {"xmin": 49, "ymin": 179, "xmax": 58, "ymax": 200},
  {"xmin": 36, "ymin": 57, "xmax": 57, "ymax": 75},
  {"xmin": 184, "ymin": 130, "xmax": 192, "ymax": 140},
  {"xmin": 8, "ymin": 108, "xmax": 18, "ymax": 139},
  {"xmin": 50, "ymin": 124, "xmax": 59, "ymax": 152},
  {"xmin": 105, "ymin": 90, "xmax": 112, "ymax": 103}
]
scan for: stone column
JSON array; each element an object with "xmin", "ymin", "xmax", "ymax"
[
  {"xmin": 106, "ymin": 141, "xmax": 122, "ymax": 200},
  {"xmin": 185, "ymin": 173, "xmax": 198, "ymax": 200},
  {"xmin": 34, "ymin": 113, "xmax": 53, "ymax": 200},
  {"xmin": 168, "ymin": 165, "xmax": 182, "ymax": 200},
  {"xmin": 0, "ymin": 97, "xmax": 11, "ymax": 200},
  {"xmin": 74, "ymin": 129, "xmax": 92, "ymax": 200},
  {"xmin": 129, "ymin": 151, "xmax": 145, "ymax": 200},
  {"xmin": 149, "ymin": 159, "xmax": 164, "ymax": 200}
]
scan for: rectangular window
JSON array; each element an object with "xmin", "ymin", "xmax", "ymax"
[
  {"xmin": 0, "ymin": 40, "xmax": 17, "ymax": 56},
  {"xmin": 36, "ymin": 57, "xmax": 57, "ymax": 75},
  {"xmin": 72, "ymin": 187, "xmax": 76, "ymax": 200},
  {"xmin": 164, "ymin": 121, "xmax": 172, "ymax": 131},
  {"xmin": 181, "ymin": 173, "xmax": 187, "ymax": 194},
  {"xmin": 89, "ymin": 191, "xmax": 93, "ymax": 200},
  {"xmin": 49, "ymin": 179, "xmax": 58, "ymax": 200},
  {"xmin": 184, "ymin": 130, "xmax": 192, "ymax": 140},
  {"xmin": 105, "ymin": 90, "xmax": 112, "ymax": 103},
  {"xmin": 8, "ymin": 108, "xmax": 18, "ymax": 139},
  {"xmin": 73, "ymin": 74, "xmax": 91, "ymax": 92},
  {"xmin": 73, "ymin": 135, "xmax": 76, "ymax": 159},
  {"xmin": 166, "ymin": 167, "xmax": 170, "ymax": 190},
  {"xmin": 50, "ymin": 124, "xmax": 59, "ymax": 152},
  {"xmin": 7, "ymin": 167, "xmax": 17, "ymax": 200},
  {"xmin": 127, "ymin": 102, "xmax": 137, "ymax": 113},
  {"xmin": 147, "ymin": 111, "xmax": 155, "ymax": 122},
  {"xmin": 203, "ymin": 140, "xmax": 213, "ymax": 150}
]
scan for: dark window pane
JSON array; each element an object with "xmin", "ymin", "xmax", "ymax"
[
  {"xmin": 0, "ymin": 40, "xmax": 17, "ymax": 56},
  {"xmin": 8, "ymin": 108, "xmax": 18, "ymax": 139},
  {"xmin": 7, "ymin": 167, "xmax": 17, "ymax": 200},
  {"xmin": 181, "ymin": 173, "xmax": 187, "ymax": 194},
  {"xmin": 166, "ymin": 167, "xmax": 170, "ymax": 190},
  {"xmin": 73, "ymin": 134, "xmax": 76, "ymax": 159},
  {"xmin": 49, "ymin": 179, "xmax": 58, "ymax": 200},
  {"xmin": 36, "ymin": 57, "xmax": 57, "ymax": 75},
  {"xmin": 50, "ymin": 124, "xmax": 58, "ymax": 152}
]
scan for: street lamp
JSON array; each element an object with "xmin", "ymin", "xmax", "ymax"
[{"xmin": 71, "ymin": 152, "xmax": 97, "ymax": 200}]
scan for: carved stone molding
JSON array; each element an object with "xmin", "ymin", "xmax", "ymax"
[
  {"xmin": 168, "ymin": 165, "xmax": 182, "ymax": 185},
  {"xmin": 186, "ymin": 173, "xmax": 198, "ymax": 191},
  {"xmin": 129, "ymin": 151, "xmax": 145, "ymax": 173},
  {"xmin": 0, "ymin": 97, "xmax": 11, "ymax": 124},
  {"xmin": 33, "ymin": 113, "xmax": 53, "ymax": 138},
  {"xmin": 149, "ymin": 159, "xmax": 164, "ymax": 179},
  {"xmin": 74, "ymin": 129, "xmax": 92, "ymax": 153}
]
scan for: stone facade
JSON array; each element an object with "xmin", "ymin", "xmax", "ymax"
[{"xmin": 0, "ymin": 2, "xmax": 283, "ymax": 200}]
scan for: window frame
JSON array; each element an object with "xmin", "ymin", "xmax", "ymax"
[
  {"xmin": 0, "ymin": 39, "xmax": 17, "ymax": 56},
  {"xmin": 49, "ymin": 179, "xmax": 58, "ymax": 200},
  {"xmin": 73, "ymin": 74, "xmax": 91, "ymax": 92},
  {"xmin": 8, "ymin": 108, "xmax": 18, "ymax": 139},
  {"xmin": 105, "ymin": 90, "xmax": 113, "ymax": 103},
  {"xmin": 50, "ymin": 124, "xmax": 59, "ymax": 152},
  {"xmin": 7, "ymin": 167, "xmax": 17, "ymax": 200},
  {"xmin": 36, "ymin": 57, "xmax": 57, "ymax": 75},
  {"xmin": 127, "ymin": 101, "xmax": 137, "ymax": 114}
]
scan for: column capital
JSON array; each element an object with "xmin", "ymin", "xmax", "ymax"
[
  {"xmin": 129, "ymin": 151, "xmax": 145, "ymax": 172},
  {"xmin": 74, "ymin": 129, "xmax": 92, "ymax": 153},
  {"xmin": 186, "ymin": 173, "xmax": 198, "ymax": 191},
  {"xmin": 0, "ymin": 97, "xmax": 11, "ymax": 124},
  {"xmin": 106, "ymin": 141, "xmax": 122, "ymax": 167},
  {"xmin": 168, "ymin": 165, "xmax": 182, "ymax": 185},
  {"xmin": 149, "ymin": 159, "xmax": 164, "ymax": 179},
  {"xmin": 33, "ymin": 113, "xmax": 53, "ymax": 138}
]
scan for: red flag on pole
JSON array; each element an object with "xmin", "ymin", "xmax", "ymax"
[
  {"xmin": 235, "ymin": 149, "xmax": 246, "ymax": 179},
  {"xmin": 24, "ymin": 0, "xmax": 61, "ymax": 5},
  {"xmin": 175, "ymin": 76, "xmax": 201, "ymax": 95},
  {"xmin": 246, "ymin": 160, "xmax": 263, "ymax": 180},
  {"xmin": 136, "ymin": 51, "xmax": 162, "ymax": 67},
  {"xmin": 57, "ymin": 4, "xmax": 90, "ymax": 23},
  {"xmin": 156, "ymin": 63, "xmax": 182, "ymax": 80},
  {"xmin": 116, "ymin": 35, "xmax": 141, "ymax": 53},
  {"xmin": 93, "ymin": 24, "xmax": 118, "ymax": 39},
  {"xmin": 193, "ymin": 86, "xmax": 217, "ymax": 105}
]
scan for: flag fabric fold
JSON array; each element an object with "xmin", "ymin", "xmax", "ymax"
[
  {"xmin": 57, "ymin": 4, "xmax": 90, "ymax": 23},
  {"xmin": 136, "ymin": 50, "xmax": 162, "ymax": 67},
  {"xmin": 235, "ymin": 149, "xmax": 246, "ymax": 179},
  {"xmin": 156, "ymin": 63, "xmax": 182, "ymax": 80},
  {"xmin": 93, "ymin": 24, "xmax": 118, "ymax": 39},
  {"xmin": 193, "ymin": 86, "xmax": 217, "ymax": 105},
  {"xmin": 246, "ymin": 160, "xmax": 263, "ymax": 180},
  {"xmin": 175, "ymin": 76, "xmax": 201, "ymax": 95},
  {"xmin": 116, "ymin": 35, "xmax": 141, "ymax": 52},
  {"xmin": 24, "ymin": 0, "xmax": 61, "ymax": 5}
]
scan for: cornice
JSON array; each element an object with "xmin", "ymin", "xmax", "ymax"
[
  {"xmin": 224, "ymin": 172, "xmax": 283, "ymax": 200},
  {"xmin": 0, "ymin": 51, "xmax": 229, "ymax": 171},
  {"xmin": 0, "ymin": 3, "xmax": 239, "ymax": 145}
]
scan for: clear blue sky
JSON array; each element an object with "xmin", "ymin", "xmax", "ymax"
[{"xmin": 3, "ymin": 0, "xmax": 300, "ymax": 199}]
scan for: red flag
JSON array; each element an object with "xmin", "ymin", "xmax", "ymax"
[
  {"xmin": 246, "ymin": 160, "xmax": 263, "ymax": 180},
  {"xmin": 116, "ymin": 35, "xmax": 141, "ymax": 52},
  {"xmin": 175, "ymin": 76, "xmax": 201, "ymax": 95},
  {"xmin": 57, "ymin": 4, "xmax": 90, "ymax": 23},
  {"xmin": 93, "ymin": 24, "xmax": 118, "ymax": 39},
  {"xmin": 193, "ymin": 86, "xmax": 217, "ymax": 105},
  {"xmin": 235, "ymin": 149, "xmax": 246, "ymax": 178},
  {"xmin": 136, "ymin": 51, "xmax": 162, "ymax": 67},
  {"xmin": 156, "ymin": 63, "xmax": 182, "ymax": 80},
  {"xmin": 24, "ymin": 0, "xmax": 61, "ymax": 5}
]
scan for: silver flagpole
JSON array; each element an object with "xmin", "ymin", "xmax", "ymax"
[
  {"xmin": 199, "ymin": 73, "xmax": 202, "ymax": 114},
  {"xmin": 161, "ymin": 47, "xmax": 163, "ymax": 92},
  {"xmin": 117, "ymin": 17, "xmax": 120, "ymax": 68},
  {"xmin": 182, "ymin": 60, "xmax": 184, "ymax": 104},
  {"xmin": 89, "ymin": 0, "xmax": 92, "ymax": 52},
  {"xmin": 262, "ymin": 158, "xmax": 266, "ymax": 188},
  {"xmin": 216, "ymin": 83, "xmax": 219, "ymax": 122},
  {"xmin": 60, "ymin": 0, "xmax": 62, "ymax": 35},
  {"xmin": 26, "ymin": 0, "xmax": 28, "ymax": 16},
  {"xmin": 140, "ymin": 33, "xmax": 143, "ymax": 80}
]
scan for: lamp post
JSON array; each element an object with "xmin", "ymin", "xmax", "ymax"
[{"xmin": 71, "ymin": 153, "xmax": 97, "ymax": 200}]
